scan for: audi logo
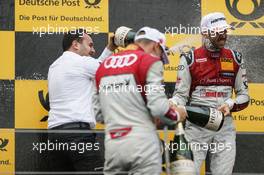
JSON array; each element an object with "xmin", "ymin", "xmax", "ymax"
[{"xmin": 104, "ymin": 54, "xmax": 138, "ymax": 69}]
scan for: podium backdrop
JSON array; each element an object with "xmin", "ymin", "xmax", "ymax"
[{"xmin": 0, "ymin": 0, "xmax": 263, "ymax": 174}]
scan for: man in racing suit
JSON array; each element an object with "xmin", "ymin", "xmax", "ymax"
[
  {"xmin": 170, "ymin": 12, "xmax": 249, "ymax": 175},
  {"xmin": 94, "ymin": 27, "xmax": 187, "ymax": 175}
]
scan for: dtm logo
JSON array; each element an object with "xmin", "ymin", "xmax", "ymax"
[
  {"xmin": 104, "ymin": 54, "xmax": 138, "ymax": 69},
  {"xmin": 226, "ymin": 0, "xmax": 264, "ymax": 28},
  {"xmin": 38, "ymin": 90, "xmax": 50, "ymax": 122},
  {"xmin": 0, "ymin": 138, "xmax": 9, "ymax": 151},
  {"xmin": 84, "ymin": 0, "xmax": 101, "ymax": 8}
]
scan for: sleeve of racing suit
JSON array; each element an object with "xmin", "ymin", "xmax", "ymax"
[
  {"xmin": 145, "ymin": 61, "xmax": 170, "ymax": 117},
  {"xmin": 225, "ymin": 55, "xmax": 250, "ymax": 112},
  {"xmin": 169, "ymin": 55, "xmax": 192, "ymax": 105},
  {"xmin": 145, "ymin": 61, "xmax": 181, "ymax": 124},
  {"xmin": 97, "ymin": 48, "xmax": 113, "ymax": 63}
]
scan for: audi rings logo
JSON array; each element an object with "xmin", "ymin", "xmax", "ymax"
[
  {"xmin": 104, "ymin": 54, "xmax": 138, "ymax": 69},
  {"xmin": 226, "ymin": 0, "xmax": 264, "ymax": 29}
]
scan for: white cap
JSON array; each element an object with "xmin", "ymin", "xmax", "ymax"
[
  {"xmin": 201, "ymin": 12, "xmax": 234, "ymax": 33},
  {"xmin": 134, "ymin": 26, "xmax": 169, "ymax": 64}
]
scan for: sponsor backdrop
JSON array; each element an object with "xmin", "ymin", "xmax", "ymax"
[{"xmin": 0, "ymin": 0, "xmax": 263, "ymax": 174}]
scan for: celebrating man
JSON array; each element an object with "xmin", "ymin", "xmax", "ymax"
[
  {"xmin": 94, "ymin": 26, "xmax": 187, "ymax": 174},
  {"xmin": 171, "ymin": 12, "xmax": 249, "ymax": 175},
  {"xmin": 170, "ymin": 12, "xmax": 250, "ymax": 175}
]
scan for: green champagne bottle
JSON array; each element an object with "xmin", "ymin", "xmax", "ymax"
[
  {"xmin": 170, "ymin": 122, "xmax": 196, "ymax": 175},
  {"xmin": 185, "ymin": 106, "xmax": 224, "ymax": 131},
  {"xmin": 124, "ymin": 30, "xmax": 136, "ymax": 46},
  {"xmin": 114, "ymin": 26, "xmax": 136, "ymax": 47}
]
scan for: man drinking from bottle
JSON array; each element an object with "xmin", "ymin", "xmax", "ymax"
[{"xmin": 94, "ymin": 26, "xmax": 187, "ymax": 174}]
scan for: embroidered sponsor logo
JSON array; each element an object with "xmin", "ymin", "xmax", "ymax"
[
  {"xmin": 220, "ymin": 57, "xmax": 234, "ymax": 71},
  {"xmin": 110, "ymin": 127, "xmax": 132, "ymax": 139},
  {"xmin": 196, "ymin": 57, "xmax": 207, "ymax": 63},
  {"xmin": 200, "ymin": 89, "xmax": 229, "ymax": 97},
  {"xmin": 104, "ymin": 54, "xmax": 138, "ymax": 69},
  {"xmin": 220, "ymin": 72, "xmax": 235, "ymax": 77},
  {"xmin": 220, "ymin": 57, "xmax": 233, "ymax": 63},
  {"xmin": 200, "ymin": 78, "xmax": 232, "ymax": 84}
]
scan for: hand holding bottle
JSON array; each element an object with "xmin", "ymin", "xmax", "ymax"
[
  {"xmin": 217, "ymin": 103, "xmax": 230, "ymax": 116},
  {"xmin": 173, "ymin": 106, "xmax": 187, "ymax": 123},
  {"xmin": 164, "ymin": 101, "xmax": 185, "ymax": 123},
  {"xmin": 168, "ymin": 101, "xmax": 224, "ymax": 131},
  {"xmin": 106, "ymin": 34, "xmax": 118, "ymax": 51}
]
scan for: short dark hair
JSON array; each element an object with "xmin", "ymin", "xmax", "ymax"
[{"xmin": 62, "ymin": 29, "xmax": 89, "ymax": 51}]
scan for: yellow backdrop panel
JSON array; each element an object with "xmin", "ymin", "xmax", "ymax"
[
  {"xmin": 15, "ymin": 80, "xmax": 48, "ymax": 129},
  {"xmin": 164, "ymin": 34, "xmax": 202, "ymax": 82},
  {"xmin": 233, "ymin": 83, "xmax": 264, "ymax": 132},
  {"xmin": 0, "ymin": 31, "xmax": 15, "ymax": 79},
  {"xmin": 15, "ymin": 0, "xmax": 109, "ymax": 33},
  {"xmin": 0, "ymin": 129, "xmax": 15, "ymax": 174},
  {"xmin": 202, "ymin": 0, "xmax": 264, "ymax": 35}
]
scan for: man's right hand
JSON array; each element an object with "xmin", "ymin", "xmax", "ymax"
[
  {"xmin": 165, "ymin": 105, "xmax": 187, "ymax": 123},
  {"xmin": 172, "ymin": 105, "xmax": 187, "ymax": 122},
  {"xmin": 168, "ymin": 101, "xmax": 187, "ymax": 122}
]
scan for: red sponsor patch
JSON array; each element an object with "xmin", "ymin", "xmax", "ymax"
[
  {"xmin": 200, "ymin": 90, "xmax": 228, "ymax": 98},
  {"xmin": 110, "ymin": 127, "xmax": 132, "ymax": 139},
  {"xmin": 196, "ymin": 57, "xmax": 207, "ymax": 63}
]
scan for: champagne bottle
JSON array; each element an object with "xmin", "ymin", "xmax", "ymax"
[
  {"xmin": 185, "ymin": 106, "xmax": 224, "ymax": 131},
  {"xmin": 170, "ymin": 122, "xmax": 196, "ymax": 175},
  {"xmin": 114, "ymin": 26, "xmax": 136, "ymax": 47}
]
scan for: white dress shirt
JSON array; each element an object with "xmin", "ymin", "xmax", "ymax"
[{"xmin": 48, "ymin": 48, "xmax": 112, "ymax": 129}]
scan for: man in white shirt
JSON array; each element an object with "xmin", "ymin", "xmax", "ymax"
[{"xmin": 47, "ymin": 29, "xmax": 117, "ymax": 172}]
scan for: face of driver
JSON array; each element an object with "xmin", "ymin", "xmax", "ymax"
[
  {"xmin": 206, "ymin": 29, "xmax": 228, "ymax": 49},
  {"xmin": 137, "ymin": 40, "xmax": 163, "ymax": 59},
  {"xmin": 150, "ymin": 41, "xmax": 163, "ymax": 58},
  {"xmin": 211, "ymin": 29, "xmax": 228, "ymax": 49}
]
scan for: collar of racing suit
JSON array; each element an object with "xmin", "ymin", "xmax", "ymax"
[
  {"xmin": 202, "ymin": 37, "xmax": 222, "ymax": 59},
  {"xmin": 135, "ymin": 45, "xmax": 144, "ymax": 52}
]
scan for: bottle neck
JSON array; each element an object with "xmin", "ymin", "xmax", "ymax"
[
  {"xmin": 125, "ymin": 31, "xmax": 136, "ymax": 45},
  {"xmin": 175, "ymin": 122, "xmax": 185, "ymax": 136}
]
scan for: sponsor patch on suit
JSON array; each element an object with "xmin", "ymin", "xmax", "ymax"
[
  {"xmin": 220, "ymin": 72, "xmax": 235, "ymax": 78},
  {"xmin": 220, "ymin": 57, "xmax": 234, "ymax": 71}
]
